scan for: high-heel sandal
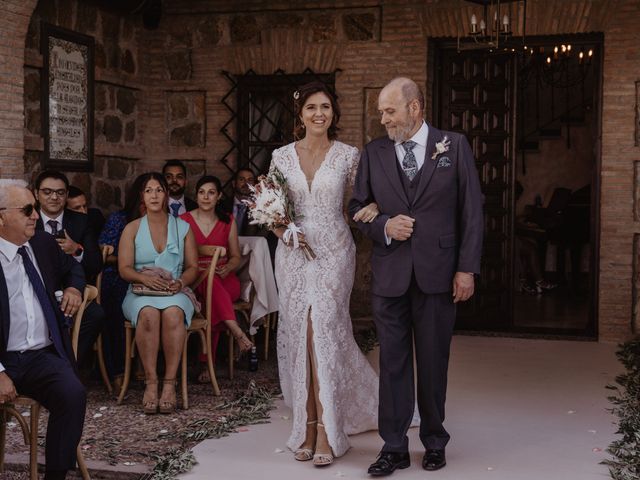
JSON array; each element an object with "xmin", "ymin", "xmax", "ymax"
[
  {"xmin": 294, "ymin": 420, "xmax": 317, "ymax": 462},
  {"xmin": 142, "ymin": 379, "xmax": 158, "ymax": 414},
  {"xmin": 313, "ymin": 423, "xmax": 334, "ymax": 467},
  {"xmin": 234, "ymin": 332, "xmax": 254, "ymax": 353},
  {"xmin": 159, "ymin": 378, "xmax": 177, "ymax": 414}
]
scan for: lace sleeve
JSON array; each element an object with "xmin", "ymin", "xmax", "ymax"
[
  {"xmin": 267, "ymin": 146, "xmax": 283, "ymax": 176},
  {"xmin": 347, "ymin": 146, "xmax": 360, "ymax": 188}
]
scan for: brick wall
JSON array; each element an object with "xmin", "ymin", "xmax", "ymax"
[{"xmin": 1, "ymin": 0, "xmax": 639, "ymax": 341}]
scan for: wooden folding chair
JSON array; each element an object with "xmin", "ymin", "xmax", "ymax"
[{"xmin": 92, "ymin": 244, "xmax": 114, "ymax": 393}]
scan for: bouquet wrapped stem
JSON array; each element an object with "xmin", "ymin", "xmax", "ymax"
[{"xmin": 243, "ymin": 168, "xmax": 316, "ymax": 261}]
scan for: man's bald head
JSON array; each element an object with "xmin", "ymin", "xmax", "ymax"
[{"xmin": 382, "ymin": 77, "xmax": 425, "ymax": 113}]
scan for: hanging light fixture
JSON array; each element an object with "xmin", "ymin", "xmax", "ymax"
[{"xmin": 457, "ymin": 0, "xmax": 526, "ymax": 52}]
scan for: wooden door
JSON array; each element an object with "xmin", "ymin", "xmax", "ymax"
[{"xmin": 435, "ymin": 48, "xmax": 515, "ymax": 329}]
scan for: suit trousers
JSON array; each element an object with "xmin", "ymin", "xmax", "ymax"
[
  {"xmin": 2, "ymin": 346, "xmax": 86, "ymax": 471},
  {"xmin": 76, "ymin": 302, "xmax": 106, "ymax": 367},
  {"xmin": 372, "ymin": 275, "xmax": 456, "ymax": 453}
]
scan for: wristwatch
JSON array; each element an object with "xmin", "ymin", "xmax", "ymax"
[{"xmin": 73, "ymin": 244, "xmax": 84, "ymax": 257}]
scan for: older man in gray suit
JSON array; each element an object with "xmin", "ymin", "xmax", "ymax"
[{"xmin": 349, "ymin": 77, "xmax": 483, "ymax": 475}]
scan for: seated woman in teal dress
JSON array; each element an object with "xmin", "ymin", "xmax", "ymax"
[{"xmin": 119, "ymin": 172, "xmax": 199, "ymax": 414}]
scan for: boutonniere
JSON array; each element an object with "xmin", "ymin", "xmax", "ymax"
[{"xmin": 431, "ymin": 136, "xmax": 451, "ymax": 160}]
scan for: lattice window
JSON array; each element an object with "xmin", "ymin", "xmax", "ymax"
[{"xmin": 219, "ymin": 69, "xmax": 336, "ymax": 188}]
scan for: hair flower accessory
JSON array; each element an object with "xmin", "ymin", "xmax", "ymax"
[
  {"xmin": 431, "ymin": 136, "xmax": 451, "ymax": 160},
  {"xmin": 293, "ymin": 90, "xmax": 300, "ymax": 100}
]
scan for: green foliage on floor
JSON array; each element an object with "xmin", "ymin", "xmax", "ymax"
[
  {"xmin": 603, "ymin": 340, "xmax": 640, "ymax": 480},
  {"xmin": 146, "ymin": 380, "xmax": 275, "ymax": 480}
]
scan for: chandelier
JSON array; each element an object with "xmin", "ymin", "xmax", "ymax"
[{"xmin": 457, "ymin": 0, "xmax": 525, "ymax": 52}]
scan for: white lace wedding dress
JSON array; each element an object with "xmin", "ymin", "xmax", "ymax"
[{"xmin": 271, "ymin": 140, "xmax": 379, "ymax": 458}]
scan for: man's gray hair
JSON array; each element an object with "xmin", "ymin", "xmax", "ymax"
[{"xmin": 0, "ymin": 178, "xmax": 28, "ymax": 206}]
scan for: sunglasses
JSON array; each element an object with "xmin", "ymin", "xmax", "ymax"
[{"xmin": 0, "ymin": 204, "xmax": 36, "ymax": 217}]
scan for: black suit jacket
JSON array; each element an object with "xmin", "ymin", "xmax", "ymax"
[
  {"xmin": 0, "ymin": 231, "xmax": 86, "ymax": 364},
  {"xmin": 185, "ymin": 196, "xmax": 198, "ymax": 212},
  {"xmin": 349, "ymin": 123, "xmax": 484, "ymax": 296},
  {"xmin": 36, "ymin": 209, "xmax": 103, "ymax": 283}
]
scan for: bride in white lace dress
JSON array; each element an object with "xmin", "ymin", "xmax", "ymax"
[{"xmin": 270, "ymin": 82, "xmax": 380, "ymax": 466}]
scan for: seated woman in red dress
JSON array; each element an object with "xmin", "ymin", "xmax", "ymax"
[{"xmin": 180, "ymin": 175, "xmax": 253, "ymax": 381}]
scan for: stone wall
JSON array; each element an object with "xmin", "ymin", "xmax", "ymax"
[
  {"xmin": 22, "ymin": 0, "xmax": 143, "ymax": 209},
  {"xmin": 1, "ymin": 0, "xmax": 640, "ymax": 340}
]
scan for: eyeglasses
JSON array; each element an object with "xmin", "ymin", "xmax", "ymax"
[
  {"xmin": 39, "ymin": 188, "xmax": 67, "ymax": 197},
  {"xmin": 0, "ymin": 204, "xmax": 36, "ymax": 217}
]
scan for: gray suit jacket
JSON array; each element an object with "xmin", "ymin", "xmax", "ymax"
[{"xmin": 348, "ymin": 123, "xmax": 483, "ymax": 297}]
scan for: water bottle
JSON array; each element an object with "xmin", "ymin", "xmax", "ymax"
[
  {"xmin": 248, "ymin": 346, "xmax": 258, "ymax": 372},
  {"xmin": 55, "ymin": 290, "xmax": 74, "ymax": 328}
]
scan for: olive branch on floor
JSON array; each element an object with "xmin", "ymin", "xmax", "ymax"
[{"xmin": 144, "ymin": 380, "xmax": 275, "ymax": 480}]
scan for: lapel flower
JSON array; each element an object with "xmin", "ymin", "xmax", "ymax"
[{"xmin": 431, "ymin": 135, "xmax": 451, "ymax": 160}]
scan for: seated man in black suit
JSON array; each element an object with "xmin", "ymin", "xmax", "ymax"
[
  {"xmin": 163, "ymin": 159, "xmax": 197, "ymax": 216},
  {"xmin": 33, "ymin": 170, "xmax": 105, "ymax": 366},
  {"xmin": 66, "ymin": 185, "xmax": 105, "ymax": 238},
  {"xmin": 0, "ymin": 179, "xmax": 86, "ymax": 480}
]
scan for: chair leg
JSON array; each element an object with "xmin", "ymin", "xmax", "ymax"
[
  {"xmin": 118, "ymin": 327, "xmax": 133, "ymax": 405},
  {"xmin": 201, "ymin": 329, "xmax": 220, "ymax": 396},
  {"xmin": 76, "ymin": 445, "xmax": 90, "ymax": 480},
  {"xmin": 0, "ymin": 408, "xmax": 6, "ymax": 473},
  {"xmin": 228, "ymin": 332, "xmax": 234, "ymax": 380},
  {"xmin": 95, "ymin": 335, "xmax": 112, "ymax": 394},
  {"xmin": 29, "ymin": 403, "xmax": 40, "ymax": 480},
  {"xmin": 181, "ymin": 333, "xmax": 190, "ymax": 410}
]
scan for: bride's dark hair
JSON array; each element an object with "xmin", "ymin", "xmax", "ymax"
[{"xmin": 293, "ymin": 81, "xmax": 341, "ymax": 140}]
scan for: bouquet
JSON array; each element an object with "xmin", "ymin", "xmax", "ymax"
[{"xmin": 243, "ymin": 168, "xmax": 316, "ymax": 261}]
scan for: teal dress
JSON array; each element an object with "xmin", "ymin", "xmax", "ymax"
[{"xmin": 122, "ymin": 215, "xmax": 195, "ymax": 327}]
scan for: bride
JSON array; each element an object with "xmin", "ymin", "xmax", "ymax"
[{"xmin": 269, "ymin": 81, "xmax": 380, "ymax": 466}]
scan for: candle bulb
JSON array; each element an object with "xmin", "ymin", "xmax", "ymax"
[
  {"xmin": 502, "ymin": 14, "xmax": 509, "ymax": 32},
  {"xmin": 480, "ymin": 19, "xmax": 486, "ymax": 32},
  {"xmin": 471, "ymin": 13, "xmax": 477, "ymax": 33}
]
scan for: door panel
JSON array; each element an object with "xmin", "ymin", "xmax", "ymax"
[{"xmin": 437, "ymin": 49, "xmax": 515, "ymax": 329}]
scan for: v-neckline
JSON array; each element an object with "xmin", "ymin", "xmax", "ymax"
[
  {"xmin": 190, "ymin": 212, "xmax": 218, "ymax": 240},
  {"xmin": 146, "ymin": 216, "xmax": 169, "ymax": 255},
  {"xmin": 293, "ymin": 141, "xmax": 335, "ymax": 193}
]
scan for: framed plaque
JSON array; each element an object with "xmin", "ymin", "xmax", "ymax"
[{"xmin": 42, "ymin": 23, "xmax": 94, "ymax": 171}]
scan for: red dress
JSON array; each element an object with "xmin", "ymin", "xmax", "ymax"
[{"xmin": 181, "ymin": 212, "xmax": 240, "ymax": 362}]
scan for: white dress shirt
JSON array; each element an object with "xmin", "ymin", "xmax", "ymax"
[
  {"xmin": 385, "ymin": 121, "xmax": 429, "ymax": 245},
  {"xmin": 0, "ymin": 236, "xmax": 52, "ymax": 372},
  {"xmin": 169, "ymin": 196, "xmax": 187, "ymax": 216}
]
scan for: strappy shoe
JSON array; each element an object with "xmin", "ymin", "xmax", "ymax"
[
  {"xmin": 159, "ymin": 378, "xmax": 177, "ymax": 414},
  {"xmin": 313, "ymin": 423, "xmax": 334, "ymax": 467},
  {"xmin": 294, "ymin": 420, "xmax": 317, "ymax": 461},
  {"xmin": 234, "ymin": 331, "xmax": 254, "ymax": 353},
  {"xmin": 142, "ymin": 379, "xmax": 158, "ymax": 414}
]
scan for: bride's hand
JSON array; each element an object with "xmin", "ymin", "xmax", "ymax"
[{"xmin": 353, "ymin": 202, "xmax": 379, "ymax": 223}]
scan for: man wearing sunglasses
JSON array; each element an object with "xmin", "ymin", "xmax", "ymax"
[
  {"xmin": 0, "ymin": 179, "xmax": 86, "ymax": 480},
  {"xmin": 33, "ymin": 170, "xmax": 105, "ymax": 367}
]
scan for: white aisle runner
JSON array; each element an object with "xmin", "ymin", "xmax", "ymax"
[{"xmin": 182, "ymin": 336, "xmax": 620, "ymax": 480}]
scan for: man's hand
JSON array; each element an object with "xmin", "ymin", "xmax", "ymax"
[
  {"xmin": 453, "ymin": 272, "xmax": 475, "ymax": 303},
  {"xmin": 0, "ymin": 372, "xmax": 17, "ymax": 404},
  {"xmin": 56, "ymin": 230, "xmax": 79, "ymax": 255},
  {"xmin": 385, "ymin": 215, "xmax": 415, "ymax": 241},
  {"xmin": 61, "ymin": 287, "xmax": 83, "ymax": 316}
]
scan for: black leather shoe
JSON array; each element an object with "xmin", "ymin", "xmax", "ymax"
[
  {"xmin": 422, "ymin": 449, "xmax": 446, "ymax": 471},
  {"xmin": 368, "ymin": 451, "xmax": 410, "ymax": 476}
]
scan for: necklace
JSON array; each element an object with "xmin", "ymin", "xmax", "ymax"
[{"xmin": 194, "ymin": 209, "xmax": 217, "ymax": 233}]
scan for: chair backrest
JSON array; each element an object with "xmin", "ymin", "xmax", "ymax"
[
  {"xmin": 71, "ymin": 285, "xmax": 98, "ymax": 359},
  {"xmin": 95, "ymin": 244, "xmax": 114, "ymax": 305},
  {"xmin": 193, "ymin": 245, "xmax": 226, "ymax": 322}
]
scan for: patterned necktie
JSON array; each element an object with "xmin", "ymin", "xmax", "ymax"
[
  {"xmin": 17, "ymin": 246, "xmax": 65, "ymax": 357},
  {"xmin": 47, "ymin": 219, "xmax": 59, "ymax": 236},
  {"xmin": 170, "ymin": 203, "xmax": 181, "ymax": 218},
  {"xmin": 401, "ymin": 140, "xmax": 418, "ymax": 180}
]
